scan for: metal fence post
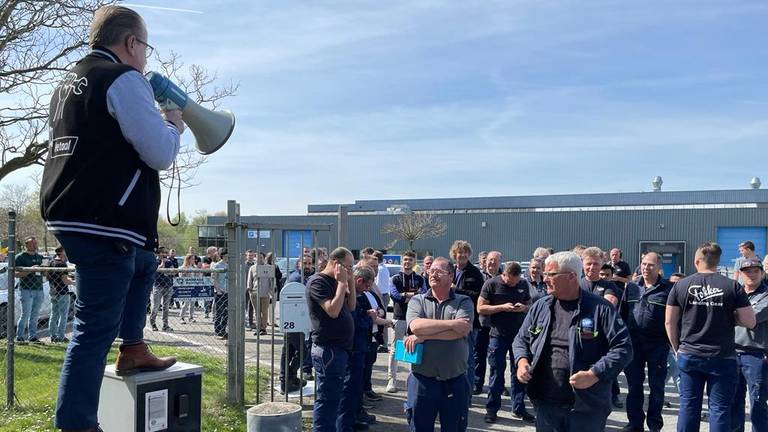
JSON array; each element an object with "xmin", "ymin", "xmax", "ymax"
[
  {"xmin": 5, "ymin": 211, "xmax": 16, "ymax": 408},
  {"xmin": 226, "ymin": 200, "xmax": 245, "ymax": 404}
]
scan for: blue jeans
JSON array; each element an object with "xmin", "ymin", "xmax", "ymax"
[
  {"xmin": 533, "ymin": 400, "xmax": 608, "ymax": 431},
  {"xmin": 406, "ymin": 372, "xmax": 469, "ymax": 432},
  {"xmin": 486, "ymin": 334, "xmax": 526, "ymax": 415},
  {"xmin": 677, "ymin": 352, "xmax": 738, "ymax": 432},
  {"xmin": 17, "ymin": 289, "xmax": 44, "ymax": 340},
  {"xmin": 311, "ymin": 343, "xmax": 349, "ymax": 432},
  {"xmin": 732, "ymin": 352, "xmax": 768, "ymax": 432},
  {"xmin": 48, "ymin": 294, "xmax": 71, "ymax": 340},
  {"xmin": 337, "ymin": 351, "xmax": 366, "ymax": 432},
  {"xmin": 53, "ymin": 234, "xmax": 156, "ymax": 430},
  {"xmin": 624, "ymin": 337, "xmax": 668, "ymax": 431},
  {"xmin": 667, "ymin": 350, "xmax": 680, "ymax": 391}
]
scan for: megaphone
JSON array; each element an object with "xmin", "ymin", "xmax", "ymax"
[{"xmin": 146, "ymin": 72, "xmax": 235, "ymax": 155}]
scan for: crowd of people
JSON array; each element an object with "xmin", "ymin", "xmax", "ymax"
[
  {"xmin": 301, "ymin": 240, "xmax": 768, "ymax": 432},
  {"xmin": 9, "ymin": 232, "xmax": 768, "ymax": 432}
]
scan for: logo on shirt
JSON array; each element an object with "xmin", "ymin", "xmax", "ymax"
[
  {"xmin": 579, "ymin": 317, "xmax": 597, "ymax": 339},
  {"xmin": 687, "ymin": 284, "xmax": 724, "ymax": 307},
  {"xmin": 53, "ymin": 72, "xmax": 88, "ymax": 123},
  {"xmin": 50, "ymin": 136, "xmax": 78, "ymax": 158}
]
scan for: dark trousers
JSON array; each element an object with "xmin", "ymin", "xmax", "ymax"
[
  {"xmin": 533, "ymin": 400, "xmax": 609, "ymax": 431},
  {"xmin": 280, "ymin": 332, "xmax": 306, "ymax": 386},
  {"xmin": 364, "ymin": 340, "xmax": 377, "ymax": 392},
  {"xmin": 303, "ymin": 337, "xmax": 314, "ymax": 374},
  {"xmin": 624, "ymin": 337, "xmax": 669, "ymax": 431},
  {"xmin": 732, "ymin": 352, "xmax": 768, "ymax": 432},
  {"xmin": 474, "ymin": 326, "xmax": 490, "ymax": 388},
  {"xmin": 337, "ymin": 351, "xmax": 366, "ymax": 432},
  {"xmin": 406, "ymin": 372, "xmax": 469, "ymax": 432},
  {"xmin": 677, "ymin": 353, "xmax": 738, "ymax": 432},
  {"xmin": 311, "ymin": 343, "xmax": 349, "ymax": 432},
  {"xmin": 486, "ymin": 334, "xmax": 526, "ymax": 415},
  {"xmin": 213, "ymin": 292, "xmax": 228, "ymax": 336}
]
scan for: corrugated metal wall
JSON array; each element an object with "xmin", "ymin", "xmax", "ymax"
[{"xmin": 209, "ymin": 207, "xmax": 768, "ymax": 274}]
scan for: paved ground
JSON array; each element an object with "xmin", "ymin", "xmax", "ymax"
[{"xmin": 138, "ymin": 307, "xmax": 718, "ymax": 431}]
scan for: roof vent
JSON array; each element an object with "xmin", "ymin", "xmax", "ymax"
[
  {"xmin": 651, "ymin": 176, "xmax": 663, "ymax": 192},
  {"xmin": 751, "ymin": 177, "xmax": 761, "ymax": 189}
]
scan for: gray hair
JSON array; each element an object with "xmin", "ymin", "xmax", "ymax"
[
  {"xmin": 353, "ymin": 265, "xmax": 375, "ymax": 283},
  {"xmin": 545, "ymin": 251, "xmax": 582, "ymax": 275},
  {"xmin": 581, "ymin": 246, "xmax": 604, "ymax": 262},
  {"xmin": 532, "ymin": 247, "xmax": 550, "ymax": 259},
  {"xmin": 90, "ymin": 6, "xmax": 145, "ymax": 48}
]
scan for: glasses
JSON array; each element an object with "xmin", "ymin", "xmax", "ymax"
[
  {"xmin": 542, "ymin": 271, "xmax": 573, "ymax": 278},
  {"xmin": 428, "ymin": 268, "xmax": 450, "ymax": 276},
  {"xmin": 133, "ymin": 35, "xmax": 154, "ymax": 58}
]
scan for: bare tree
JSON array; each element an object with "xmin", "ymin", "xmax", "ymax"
[
  {"xmin": 381, "ymin": 213, "xmax": 448, "ymax": 251},
  {"xmin": 0, "ymin": 1, "xmax": 238, "ymax": 187}
]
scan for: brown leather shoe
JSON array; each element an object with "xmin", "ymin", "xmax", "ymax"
[{"xmin": 115, "ymin": 342, "xmax": 176, "ymax": 376}]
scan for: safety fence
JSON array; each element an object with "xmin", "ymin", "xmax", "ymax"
[{"xmin": 2, "ymin": 201, "xmax": 332, "ymax": 417}]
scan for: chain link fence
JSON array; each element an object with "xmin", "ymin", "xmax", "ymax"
[{"xmin": 1, "ymin": 202, "xmax": 333, "ymax": 424}]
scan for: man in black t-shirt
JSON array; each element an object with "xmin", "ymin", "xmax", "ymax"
[
  {"xmin": 580, "ymin": 247, "xmax": 625, "ymax": 408},
  {"xmin": 609, "ymin": 248, "xmax": 632, "ymax": 289},
  {"xmin": 305, "ymin": 247, "xmax": 356, "ymax": 432},
  {"xmin": 386, "ymin": 250, "xmax": 424, "ymax": 393},
  {"xmin": 478, "ymin": 261, "xmax": 534, "ymax": 423},
  {"xmin": 666, "ymin": 241, "xmax": 756, "ymax": 432},
  {"xmin": 474, "ymin": 250, "xmax": 502, "ymax": 395}
]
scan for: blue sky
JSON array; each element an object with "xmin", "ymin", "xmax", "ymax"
[{"xmin": 8, "ymin": 0, "xmax": 768, "ymax": 215}]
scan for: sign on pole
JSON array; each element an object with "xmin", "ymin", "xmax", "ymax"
[{"xmin": 173, "ymin": 276, "xmax": 214, "ymax": 300}]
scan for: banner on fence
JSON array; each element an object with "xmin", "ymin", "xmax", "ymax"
[{"xmin": 173, "ymin": 276, "xmax": 214, "ymax": 300}]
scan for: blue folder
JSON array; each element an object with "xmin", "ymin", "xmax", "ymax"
[{"xmin": 394, "ymin": 340, "xmax": 423, "ymax": 365}]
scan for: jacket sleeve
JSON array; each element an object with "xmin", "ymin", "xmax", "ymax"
[
  {"xmin": 754, "ymin": 293, "xmax": 768, "ymax": 324},
  {"xmin": 389, "ymin": 275, "xmax": 404, "ymax": 301},
  {"xmin": 513, "ymin": 302, "xmax": 537, "ymax": 366},
  {"xmin": 590, "ymin": 302, "xmax": 633, "ymax": 382},
  {"xmin": 106, "ymin": 71, "xmax": 180, "ymax": 171}
]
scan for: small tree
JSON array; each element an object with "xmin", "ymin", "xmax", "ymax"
[{"xmin": 381, "ymin": 213, "xmax": 447, "ymax": 251}]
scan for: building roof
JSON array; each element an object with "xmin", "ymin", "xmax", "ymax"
[{"xmin": 307, "ymin": 189, "xmax": 768, "ymax": 213}]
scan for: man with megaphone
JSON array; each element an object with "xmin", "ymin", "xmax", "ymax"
[{"xmin": 40, "ymin": 6, "xmax": 184, "ymax": 432}]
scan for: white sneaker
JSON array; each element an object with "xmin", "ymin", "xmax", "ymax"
[{"xmin": 386, "ymin": 379, "xmax": 398, "ymax": 393}]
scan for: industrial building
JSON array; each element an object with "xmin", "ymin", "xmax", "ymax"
[{"xmin": 203, "ymin": 185, "xmax": 768, "ymax": 276}]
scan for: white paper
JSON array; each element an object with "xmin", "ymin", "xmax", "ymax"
[{"xmin": 145, "ymin": 389, "xmax": 168, "ymax": 432}]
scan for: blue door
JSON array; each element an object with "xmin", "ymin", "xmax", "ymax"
[
  {"xmin": 716, "ymin": 227, "xmax": 767, "ymax": 269},
  {"xmin": 661, "ymin": 253, "xmax": 677, "ymax": 278},
  {"xmin": 283, "ymin": 230, "xmax": 313, "ymax": 258}
]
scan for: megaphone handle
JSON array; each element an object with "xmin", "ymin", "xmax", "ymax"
[{"xmin": 158, "ymin": 99, "xmax": 182, "ymax": 111}]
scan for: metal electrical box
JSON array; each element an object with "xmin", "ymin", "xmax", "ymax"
[
  {"xmin": 98, "ymin": 362, "xmax": 203, "ymax": 432},
  {"xmin": 279, "ymin": 282, "xmax": 311, "ymax": 334}
]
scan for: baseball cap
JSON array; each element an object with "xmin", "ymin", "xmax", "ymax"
[{"xmin": 740, "ymin": 258, "xmax": 763, "ymax": 271}]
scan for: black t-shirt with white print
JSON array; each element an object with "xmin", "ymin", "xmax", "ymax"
[{"xmin": 667, "ymin": 272, "xmax": 751, "ymax": 358}]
